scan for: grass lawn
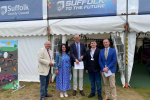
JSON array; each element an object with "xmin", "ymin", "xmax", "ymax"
[
  {"xmin": 0, "ymin": 47, "xmax": 17, "ymax": 52},
  {"xmin": 0, "ymin": 82, "xmax": 150, "ymax": 100}
]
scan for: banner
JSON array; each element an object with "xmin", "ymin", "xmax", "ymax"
[
  {"xmin": 0, "ymin": 0, "xmax": 43, "ymax": 22},
  {"xmin": 0, "ymin": 40, "xmax": 18, "ymax": 89},
  {"xmin": 47, "ymin": 0, "xmax": 117, "ymax": 19},
  {"xmin": 139, "ymin": 0, "xmax": 150, "ymax": 15}
]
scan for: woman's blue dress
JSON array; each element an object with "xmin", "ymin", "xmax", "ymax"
[{"xmin": 56, "ymin": 53, "xmax": 71, "ymax": 91}]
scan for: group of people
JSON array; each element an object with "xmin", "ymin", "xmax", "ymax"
[{"xmin": 38, "ymin": 34, "xmax": 117, "ymax": 100}]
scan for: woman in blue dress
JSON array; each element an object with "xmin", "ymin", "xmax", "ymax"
[{"xmin": 55, "ymin": 44, "xmax": 71, "ymax": 98}]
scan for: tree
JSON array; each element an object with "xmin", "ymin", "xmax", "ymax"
[{"xmin": 14, "ymin": 44, "xmax": 17, "ymax": 48}]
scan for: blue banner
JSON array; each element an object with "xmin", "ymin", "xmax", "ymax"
[
  {"xmin": 0, "ymin": 0, "xmax": 43, "ymax": 22},
  {"xmin": 47, "ymin": 0, "xmax": 117, "ymax": 19},
  {"xmin": 139, "ymin": 0, "xmax": 150, "ymax": 15}
]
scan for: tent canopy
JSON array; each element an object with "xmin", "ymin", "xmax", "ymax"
[
  {"xmin": 122, "ymin": 15, "xmax": 150, "ymax": 33},
  {"xmin": 49, "ymin": 16, "xmax": 126, "ymax": 35},
  {"xmin": 0, "ymin": 20, "xmax": 53, "ymax": 37}
]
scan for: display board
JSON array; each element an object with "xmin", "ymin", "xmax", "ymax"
[
  {"xmin": 47, "ymin": 0, "xmax": 117, "ymax": 19},
  {"xmin": 0, "ymin": 40, "xmax": 18, "ymax": 89},
  {"xmin": 0, "ymin": 0, "xmax": 43, "ymax": 22}
]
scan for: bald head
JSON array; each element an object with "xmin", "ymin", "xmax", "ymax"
[
  {"xmin": 44, "ymin": 41, "xmax": 51, "ymax": 49},
  {"xmin": 74, "ymin": 34, "xmax": 80, "ymax": 43}
]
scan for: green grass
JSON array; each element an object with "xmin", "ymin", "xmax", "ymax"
[
  {"xmin": 0, "ymin": 82, "xmax": 150, "ymax": 100},
  {"xmin": 0, "ymin": 47, "xmax": 17, "ymax": 52}
]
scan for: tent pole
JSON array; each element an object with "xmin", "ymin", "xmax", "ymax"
[{"xmin": 125, "ymin": 0, "xmax": 129, "ymax": 88}]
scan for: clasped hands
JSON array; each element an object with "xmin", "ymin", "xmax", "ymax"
[
  {"xmin": 75, "ymin": 56, "xmax": 83, "ymax": 65},
  {"xmin": 103, "ymin": 67, "xmax": 109, "ymax": 73}
]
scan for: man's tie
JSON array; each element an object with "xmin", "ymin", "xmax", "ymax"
[
  {"xmin": 77, "ymin": 43, "xmax": 79, "ymax": 60},
  {"xmin": 47, "ymin": 49, "xmax": 51, "ymax": 60},
  {"xmin": 105, "ymin": 48, "xmax": 107, "ymax": 60}
]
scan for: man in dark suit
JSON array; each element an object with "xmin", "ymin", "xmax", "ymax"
[
  {"xmin": 70, "ymin": 34, "xmax": 86, "ymax": 96},
  {"xmin": 85, "ymin": 40, "xmax": 102, "ymax": 100},
  {"xmin": 99, "ymin": 39, "xmax": 117, "ymax": 100}
]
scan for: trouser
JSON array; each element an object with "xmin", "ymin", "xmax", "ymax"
[
  {"xmin": 40, "ymin": 70, "xmax": 50, "ymax": 99},
  {"xmin": 89, "ymin": 72, "xmax": 102, "ymax": 95},
  {"xmin": 73, "ymin": 68, "xmax": 84, "ymax": 90},
  {"xmin": 102, "ymin": 73, "xmax": 117, "ymax": 100}
]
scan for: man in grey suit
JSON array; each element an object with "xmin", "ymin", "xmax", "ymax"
[
  {"xmin": 70, "ymin": 34, "xmax": 86, "ymax": 96},
  {"xmin": 38, "ymin": 41, "xmax": 54, "ymax": 100}
]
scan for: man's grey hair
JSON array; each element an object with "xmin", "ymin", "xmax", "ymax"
[
  {"xmin": 74, "ymin": 34, "xmax": 80, "ymax": 38},
  {"xmin": 44, "ymin": 41, "xmax": 51, "ymax": 45}
]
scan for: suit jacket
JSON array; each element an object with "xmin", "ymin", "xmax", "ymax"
[
  {"xmin": 85, "ymin": 48, "xmax": 101, "ymax": 73},
  {"xmin": 38, "ymin": 47, "xmax": 54, "ymax": 76},
  {"xmin": 70, "ymin": 42, "xmax": 86, "ymax": 66},
  {"xmin": 99, "ymin": 47, "xmax": 117, "ymax": 73}
]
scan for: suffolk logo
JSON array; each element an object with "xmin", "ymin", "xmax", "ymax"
[
  {"xmin": 57, "ymin": 1, "xmax": 64, "ymax": 11},
  {"xmin": 1, "ymin": 6, "xmax": 7, "ymax": 15}
]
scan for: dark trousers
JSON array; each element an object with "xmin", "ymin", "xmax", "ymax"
[
  {"xmin": 89, "ymin": 72, "xmax": 102, "ymax": 95},
  {"xmin": 40, "ymin": 70, "xmax": 50, "ymax": 99}
]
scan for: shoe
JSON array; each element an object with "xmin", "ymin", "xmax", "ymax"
[
  {"xmin": 103, "ymin": 98, "xmax": 110, "ymax": 100},
  {"xmin": 98, "ymin": 94, "xmax": 103, "ymax": 100},
  {"xmin": 88, "ymin": 93, "xmax": 95, "ymax": 98},
  {"xmin": 80, "ymin": 90, "xmax": 85, "ymax": 96},
  {"xmin": 45, "ymin": 94, "xmax": 52, "ymax": 97},
  {"xmin": 60, "ymin": 92, "xmax": 64, "ymax": 98},
  {"xmin": 40, "ymin": 98, "xmax": 46, "ymax": 100},
  {"xmin": 64, "ymin": 92, "xmax": 68, "ymax": 97},
  {"xmin": 72, "ymin": 90, "xmax": 77, "ymax": 96}
]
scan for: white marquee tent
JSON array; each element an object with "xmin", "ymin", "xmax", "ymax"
[{"xmin": 0, "ymin": 14, "xmax": 150, "ymax": 87}]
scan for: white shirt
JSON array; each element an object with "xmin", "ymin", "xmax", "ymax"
[{"xmin": 90, "ymin": 47, "xmax": 96, "ymax": 58}]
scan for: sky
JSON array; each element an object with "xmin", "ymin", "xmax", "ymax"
[{"xmin": 0, "ymin": 40, "xmax": 18, "ymax": 47}]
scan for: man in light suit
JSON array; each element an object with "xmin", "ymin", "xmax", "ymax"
[
  {"xmin": 70, "ymin": 34, "xmax": 86, "ymax": 96},
  {"xmin": 38, "ymin": 41, "xmax": 54, "ymax": 100},
  {"xmin": 99, "ymin": 39, "xmax": 117, "ymax": 100}
]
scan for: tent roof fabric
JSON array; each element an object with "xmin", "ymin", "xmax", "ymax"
[
  {"xmin": 49, "ymin": 16, "xmax": 126, "ymax": 35},
  {"xmin": 0, "ymin": 20, "xmax": 49, "ymax": 37},
  {"xmin": 122, "ymin": 15, "xmax": 150, "ymax": 33}
]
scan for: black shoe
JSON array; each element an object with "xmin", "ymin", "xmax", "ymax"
[
  {"xmin": 98, "ymin": 94, "xmax": 103, "ymax": 100},
  {"xmin": 88, "ymin": 93, "xmax": 95, "ymax": 98},
  {"xmin": 72, "ymin": 90, "xmax": 77, "ymax": 96}
]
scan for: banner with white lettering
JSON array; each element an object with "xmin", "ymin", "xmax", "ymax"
[
  {"xmin": 0, "ymin": 0, "xmax": 43, "ymax": 22},
  {"xmin": 139, "ymin": 0, "xmax": 150, "ymax": 15},
  {"xmin": 47, "ymin": 0, "xmax": 117, "ymax": 19}
]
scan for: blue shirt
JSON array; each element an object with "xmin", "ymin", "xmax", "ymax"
[{"xmin": 75, "ymin": 42, "xmax": 80, "ymax": 60}]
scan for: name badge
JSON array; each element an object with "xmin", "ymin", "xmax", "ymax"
[{"xmin": 91, "ymin": 58, "xmax": 94, "ymax": 61}]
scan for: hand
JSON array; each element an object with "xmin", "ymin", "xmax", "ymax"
[
  {"xmin": 103, "ymin": 67, "xmax": 108, "ymax": 73},
  {"xmin": 86, "ymin": 70, "xmax": 88, "ymax": 73},
  {"xmin": 80, "ymin": 56, "xmax": 83, "ymax": 60},
  {"xmin": 70, "ymin": 70, "xmax": 71, "ymax": 73},
  {"xmin": 75, "ymin": 59, "xmax": 79, "ymax": 65},
  {"xmin": 49, "ymin": 62, "xmax": 53, "ymax": 66},
  {"xmin": 56, "ymin": 69, "xmax": 59, "ymax": 74}
]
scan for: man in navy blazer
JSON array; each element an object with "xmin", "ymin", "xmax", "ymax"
[
  {"xmin": 70, "ymin": 34, "xmax": 86, "ymax": 96},
  {"xmin": 99, "ymin": 39, "xmax": 117, "ymax": 100}
]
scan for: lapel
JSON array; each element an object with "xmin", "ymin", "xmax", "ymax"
[
  {"xmin": 103, "ymin": 48, "xmax": 106, "ymax": 60},
  {"xmin": 44, "ymin": 48, "xmax": 49, "ymax": 58},
  {"xmin": 80, "ymin": 42, "xmax": 82, "ymax": 55},
  {"xmin": 73, "ymin": 42, "xmax": 78, "ymax": 55},
  {"xmin": 93, "ymin": 48, "xmax": 97, "ymax": 58}
]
